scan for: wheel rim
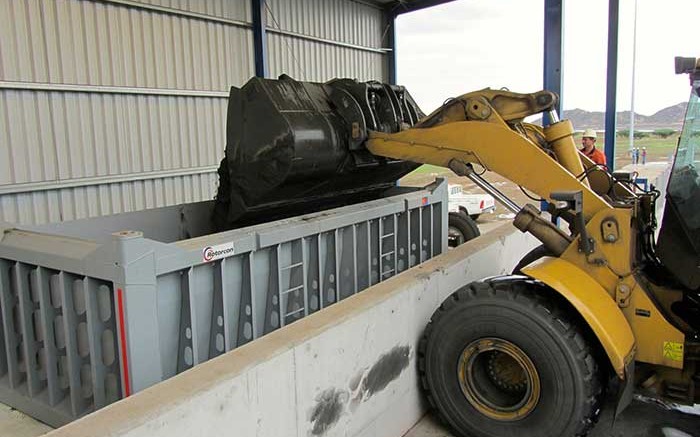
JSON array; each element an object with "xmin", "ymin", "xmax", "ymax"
[
  {"xmin": 448, "ymin": 226, "xmax": 465, "ymax": 247},
  {"xmin": 457, "ymin": 337, "xmax": 540, "ymax": 421}
]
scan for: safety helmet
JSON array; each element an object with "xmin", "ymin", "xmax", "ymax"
[{"xmin": 582, "ymin": 128, "xmax": 597, "ymax": 139}]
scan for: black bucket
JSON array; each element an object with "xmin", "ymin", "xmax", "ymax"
[{"xmin": 213, "ymin": 75, "xmax": 424, "ymax": 230}]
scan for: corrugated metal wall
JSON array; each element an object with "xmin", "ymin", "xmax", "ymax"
[
  {"xmin": 265, "ymin": 0, "xmax": 386, "ymax": 81},
  {"xmin": 0, "ymin": 0, "xmax": 388, "ymax": 225}
]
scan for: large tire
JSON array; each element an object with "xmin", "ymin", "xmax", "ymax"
[
  {"xmin": 419, "ymin": 278, "xmax": 601, "ymax": 437},
  {"xmin": 448, "ymin": 213, "xmax": 480, "ymax": 248}
]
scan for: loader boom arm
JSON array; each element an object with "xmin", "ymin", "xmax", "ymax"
[{"xmin": 366, "ymin": 89, "xmax": 614, "ymax": 221}]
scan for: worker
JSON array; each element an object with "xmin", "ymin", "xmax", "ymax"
[{"xmin": 580, "ymin": 129, "xmax": 607, "ymax": 166}]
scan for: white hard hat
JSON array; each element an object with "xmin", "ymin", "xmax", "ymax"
[{"xmin": 582, "ymin": 129, "xmax": 597, "ymax": 139}]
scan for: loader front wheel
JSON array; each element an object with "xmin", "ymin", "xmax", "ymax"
[{"xmin": 419, "ymin": 278, "xmax": 601, "ymax": 437}]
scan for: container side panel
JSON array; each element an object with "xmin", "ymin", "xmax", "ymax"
[
  {"xmin": 396, "ymin": 211, "xmax": 409, "ymax": 273},
  {"xmin": 15, "ymin": 262, "xmax": 41, "ymax": 397},
  {"xmin": 421, "ymin": 206, "xmax": 432, "ymax": 262},
  {"xmin": 236, "ymin": 253, "xmax": 255, "ymax": 347},
  {"xmin": 94, "ymin": 281, "xmax": 121, "ymax": 406},
  {"xmin": 84, "ymin": 278, "xmax": 105, "ymax": 409},
  {"xmin": 369, "ymin": 219, "xmax": 380, "ymax": 286},
  {"xmin": 305, "ymin": 235, "xmax": 321, "ymax": 314},
  {"xmin": 267, "ymin": 245, "xmax": 282, "ymax": 333},
  {"xmin": 176, "ymin": 268, "xmax": 195, "ymax": 373},
  {"xmin": 157, "ymin": 271, "xmax": 181, "ymax": 379},
  {"xmin": 0, "ymin": 259, "xmax": 22, "ymax": 388},
  {"xmin": 58, "ymin": 272, "xmax": 85, "ymax": 416},
  {"xmin": 409, "ymin": 208, "xmax": 421, "ymax": 267},
  {"xmin": 338, "ymin": 226, "xmax": 355, "ymax": 299},
  {"xmin": 282, "ymin": 239, "xmax": 305, "ymax": 326},
  {"xmin": 320, "ymin": 231, "xmax": 337, "ymax": 307},
  {"xmin": 190, "ymin": 263, "xmax": 215, "ymax": 362},
  {"xmin": 221, "ymin": 255, "xmax": 243, "ymax": 351},
  {"xmin": 379, "ymin": 215, "xmax": 397, "ymax": 281},
  {"xmin": 208, "ymin": 259, "xmax": 226, "ymax": 359},
  {"xmin": 432, "ymin": 203, "xmax": 444, "ymax": 256},
  {"xmin": 355, "ymin": 222, "xmax": 370, "ymax": 291},
  {"xmin": 252, "ymin": 249, "xmax": 271, "ymax": 339},
  {"xmin": 0, "ymin": 181, "xmax": 449, "ymax": 425},
  {"xmin": 36, "ymin": 267, "xmax": 62, "ymax": 406}
]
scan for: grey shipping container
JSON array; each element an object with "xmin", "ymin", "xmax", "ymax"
[{"xmin": 0, "ymin": 179, "xmax": 447, "ymax": 427}]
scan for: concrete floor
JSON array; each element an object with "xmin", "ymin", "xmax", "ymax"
[
  {"xmin": 0, "ymin": 404, "xmax": 52, "ymax": 437},
  {"xmin": 5, "ymin": 395, "xmax": 698, "ymax": 437},
  {"xmin": 404, "ymin": 397, "xmax": 700, "ymax": 437}
]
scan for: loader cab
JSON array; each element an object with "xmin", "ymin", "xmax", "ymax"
[{"xmin": 656, "ymin": 68, "xmax": 700, "ymax": 292}]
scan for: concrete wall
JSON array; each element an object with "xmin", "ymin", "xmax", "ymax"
[{"xmin": 43, "ymin": 224, "xmax": 537, "ymax": 437}]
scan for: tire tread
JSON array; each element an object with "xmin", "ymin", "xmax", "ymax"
[{"xmin": 417, "ymin": 279, "xmax": 603, "ymax": 437}]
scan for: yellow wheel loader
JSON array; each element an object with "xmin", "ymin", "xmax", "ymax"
[
  {"xmin": 362, "ymin": 58, "xmax": 700, "ymax": 437},
  {"xmin": 218, "ymin": 58, "xmax": 698, "ymax": 437}
]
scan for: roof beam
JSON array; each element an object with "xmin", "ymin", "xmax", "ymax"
[
  {"xmin": 252, "ymin": 0, "xmax": 269, "ymax": 78},
  {"xmin": 384, "ymin": 10, "xmax": 397, "ymax": 84}
]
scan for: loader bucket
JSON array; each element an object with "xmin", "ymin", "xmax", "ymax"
[{"xmin": 212, "ymin": 75, "xmax": 424, "ymax": 230}]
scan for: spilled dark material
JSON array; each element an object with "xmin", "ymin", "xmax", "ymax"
[
  {"xmin": 308, "ymin": 345, "xmax": 411, "ymax": 434},
  {"xmin": 310, "ymin": 387, "xmax": 346, "ymax": 436},
  {"xmin": 361, "ymin": 345, "xmax": 411, "ymax": 397}
]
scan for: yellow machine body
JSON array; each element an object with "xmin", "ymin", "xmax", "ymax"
[
  {"xmin": 366, "ymin": 88, "xmax": 689, "ymax": 384},
  {"xmin": 521, "ymin": 256, "xmax": 636, "ymax": 378}
]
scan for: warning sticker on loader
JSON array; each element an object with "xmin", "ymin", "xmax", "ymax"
[{"xmin": 663, "ymin": 341, "xmax": 683, "ymax": 361}]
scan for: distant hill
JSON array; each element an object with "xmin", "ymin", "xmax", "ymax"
[{"xmin": 535, "ymin": 102, "xmax": 687, "ymax": 131}]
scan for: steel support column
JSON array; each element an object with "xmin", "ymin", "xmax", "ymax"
[
  {"xmin": 604, "ymin": 0, "xmax": 620, "ymax": 169},
  {"xmin": 252, "ymin": 0, "xmax": 268, "ymax": 78},
  {"xmin": 385, "ymin": 10, "xmax": 397, "ymax": 84},
  {"xmin": 543, "ymin": 0, "xmax": 563, "ymax": 126}
]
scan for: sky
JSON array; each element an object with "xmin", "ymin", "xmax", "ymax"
[{"xmin": 396, "ymin": 0, "xmax": 700, "ymax": 116}]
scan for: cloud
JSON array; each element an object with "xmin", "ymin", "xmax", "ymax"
[{"xmin": 396, "ymin": 0, "xmax": 699, "ymax": 114}]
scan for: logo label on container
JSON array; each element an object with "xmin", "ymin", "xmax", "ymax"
[{"xmin": 202, "ymin": 242, "xmax": 235, "ymax": 262}]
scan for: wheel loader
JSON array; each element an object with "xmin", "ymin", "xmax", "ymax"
[
  {"xmin": 364, "ymin": 57, "xmax": 700, "ymax": 436},
  {"xmin": 216, "ymin": 58, "xmax": 699, "ymax": 437}
]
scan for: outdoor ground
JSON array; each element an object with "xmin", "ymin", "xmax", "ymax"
[{"xmin": 405, "ymin": 396, "xmax": 700, "ymax": 437}]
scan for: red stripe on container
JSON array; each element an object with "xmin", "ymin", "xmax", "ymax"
[{"xmin": 116, "ymin": 288, "xmax": 132, "ymax": 397}]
